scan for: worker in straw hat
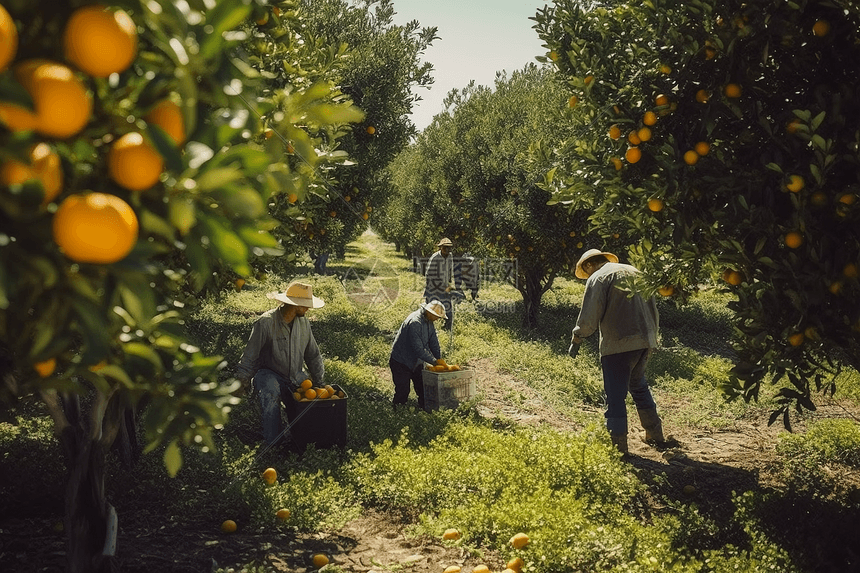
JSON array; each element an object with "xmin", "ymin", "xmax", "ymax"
[
  {"xmin": 389, "ymin": 300, "xmax": 447, "ymax": 410},
  {"xmin": 424, "ymin": 237, "xmax": 457, "ymax": 330},
  {"xmin": 235, "ymin": 281, "xmax": 326, "ymax": 446},
  {"xmin": 569, "ymin": 248, "xmax": 665, "ymax": 455}
]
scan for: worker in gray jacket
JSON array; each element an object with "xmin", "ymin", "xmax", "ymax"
[
  {"xmin": 569, "ymin": 249, "xmax": 664, "ymax": 455},
  {"xmin": 389, "ymin": 300, "xmax": 446, "ymax": 409},
  {"xmin": 236, "ymin": 282, "xmax": 325, "ymax": 446}
]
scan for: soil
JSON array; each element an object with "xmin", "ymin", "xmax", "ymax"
[{"xmin": 2, "ymin": 356, "xmax": 859, "ymax": 573}]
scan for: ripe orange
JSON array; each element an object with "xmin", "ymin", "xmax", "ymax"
[
  {"xmin": 473, "ymin": 566, "xmax": 491, "ymax": 573},
  {"xmin": 293, "ymin": 391, "xmax": 302, "ymax": 401},
  {"xmin": 108, "ymin": 132, "xmax": 164, "ymax": 191},
  {"xmin": 53, "ymin": 193, "xmax": 139, "ymax": 263},
  {"xmin": 654, "ymin": 94, "xmax": 669, "ymax": 107},
  {"xmin": 548, "ymin": 50, "xmax": 558, "ymax": 61},
  {"xmin": 0, "ymin": 4, "xmax": 17, "ymax": 73},
  {"xmin": 300, "ymin": 379, "xmax": 313, "ymax": 390},
  {"xmin": 34, "ymin": 358, "xmax": 56, "ymax": 378},
  {"xmin": 304, "ymin": 388, "xmax": 317, "ymax": 400},
  {"xmin": 786, "ymin": 118, "xmax": 802, "ymax": 134},
  {"xmin": 704, "ymin": 46, "xmax": 717, "ymax": 60},
  {"xmin": 784, "ymin": 231, "xmax": 803, "ymax": 249},
  {"xmin": 637, "ymin": 127, "xmax": 652, "ymax": 142},
  {"xmin": 568, "ymin": 95, "xmax": 578, "ymax": 108},
  {"xmin": 695, "ymin": 89, "xmax": 709, "ymax": 103},
  {"xmin": 785, "ymin": 175, "xmax": 804, "ymax": 193},
  {"xmin": 64, "ymin": 6, "xmax": 137, "ymax": 78},
  {"xmin": 723, "ymin": 270, "xmax": 743, "ymax": 286},
  {"xmin": 788, "ymin": 333, "xmax": 805, "ymax": 347},
  {"xmin": 235, "ymin": 278, "xmax": 245, "ymax": 291},
  {"xmin": 694, "ymin": 141, "xmax": 710, "ymax": 156},
  {"xmin": 659, "ymin": 65, "xmax": 671, "ymax": 74},
  {"xmin": 262, "ymin": 467, "xmax": 277, "ymax": 485},
  {"xmin": 0, "ymin": 143, "xmax": 64, "ymax": 204},
  {"xmin": 627, "ymin": 130, "xmax": 641, "ymax": 145},
  {"xmin": 145, "ymin": 99, "xmax": 186, "ymax": 146},
  {"xmin": 443, "ymin": 567, "xmax": 461, "ymax": 573},
  {"xmin": 311, "ymin": 554, "xmax": 329, "ymax": 567},
  {"xmin": 316, "ymin": 387, "xmax": 330, "ymax": 399},
  {"xmin": 441, "ymin": 528, "xmax": 461, "ymax": 540},
  {"xmin": 658, "ymin": 285, "xmax": 674, "ymax": 297},
  {"xmin": 610, "ymin": 157, "xmax": 622, "ymax": 171},
  {"xmin": 584, "ymin": 74, "xmax": 594, "ymax": 85},
  {"xmin": 643, "ymin": 111, "xmax": 657, "ymax": 126},
  {"xmin": 276, "ymin": 508, "xmax": 290, "ymax": 521},
  {"xmin": 625, "ymin": 147, "xmax": 641, "ymax": 164},
  {"xmin": 724, "ymin": 83, "xmax": 742, "ymax": 98},
  {"xmin": 844, "ymin": 263, "xmax": 859, "ymax": 278},
  {"xmin": 362, "ymin": 212, "xmax": 369, "ymax": 220},
  {"xmin": 507, "ymin": 557, "xmax": 525, "ymax": 572},
  {"xmin": 0, "ymin": 60, "xmax": 92, "ymax": 139},
  {"xmin": 287, "ymin": 192, "xmax": 298, "ymax": 203},
  {"xmin": 838, "ymin": 193, "xmax": 856, "ymax": 205},
  {"xmin": 812, "ymin": 19, "xmax": 830, "ymax": 37},
  {"xmin": 647, "ymin": 198, "xmax": 664, "ymax": 212},
  {"xmin": 366, "ymin": 125, "xmax": 375, "ymax": 135},
  {"xmin": 510, "ymin": 532, "xmax": 530, "ymax": 549},
  {"xmin": 608, "ymin": 124, "xmax": 621, "ymax": 140},
  {"xmin": 683, "ymin": 150, "xmax": 699, "ymax": 165},
  {"xmin": 221, "ymin": 519, "xmax": 237, "ymax": 533},
  {"xmin": 329, "ymin": 210, "xmax": 337, "ymax": 217},
  {"xmin": 829, "ymin": 280, "xmax": 843, "ymax": 295}
]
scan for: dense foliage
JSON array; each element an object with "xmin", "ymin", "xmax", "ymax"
[{"xmin": 533, "ymin": 0, "xmax": 860, "ymax": 420}]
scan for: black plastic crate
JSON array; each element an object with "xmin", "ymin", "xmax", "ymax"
[{"xmin": 283, "ymin": 384, "xmax": 347, "ymax": 450}]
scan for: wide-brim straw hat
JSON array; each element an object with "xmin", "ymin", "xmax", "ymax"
[
  {"xmin": 575, "ymin": 248, "xmax": 619, "ymax": 279},
  {"xmin": 437, "ymin": 238, "xmax": 453, "ymax": 247},
  {"xmin": 267, "ymin": 281, "xmax": 325, "ymax": 308},
  {"xmin": 422, "ymin": 300, "xmax": 448, "ymax": 319}
]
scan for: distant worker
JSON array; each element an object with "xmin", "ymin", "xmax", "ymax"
[
  {"xmin": 455, "ymin": 253, "xmax": 480, "ymax": 301},
  {"xmin": 568, "ymin": 249, "xmax": 664, "ymax": 455},
  {"xmin": 235, "ymin": 282, "xmax": 326, "ymax": 446},
  {"xmin": 389, "ymin": 300, "xmax": 447, "ymax": 410},
  {"xmin": 424, "ymin": 238, "xmax": 456, "ymax": 330}
]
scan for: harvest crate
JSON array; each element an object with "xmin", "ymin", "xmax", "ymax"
[
  {"xmin": 422, "ymin": 368, "xmax": 476, "ymax": 411},
  {"xmin": 284, "ymin": 384, "xmax": 347, "ymax": 450}
]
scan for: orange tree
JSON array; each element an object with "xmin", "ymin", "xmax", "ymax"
[
  {"xmin": 0, "ymin": 0, "xmax": 361, "ymax": 570},
  {"xmin": 533, "ymin": 0, "xmax": 860, "ymax": 422},
  {"xmin": 386, "ymin": 66, "xmax": 595, "ymax": 327}
]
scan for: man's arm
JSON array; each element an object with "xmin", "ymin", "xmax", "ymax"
[
  {"xmin": 407, "ymin": 321, "xmax": 438, "ymax": 365},
  {"xmin": 235, "ymin": 318, "xmax": 265, "ymax": 389},
  {"xmin": 304, "ymin": 329, "xmax": 325, "ymax": 384},
  {"xmin": 572, "ymin": 277, "xmax": 607, "ymax": 342}
]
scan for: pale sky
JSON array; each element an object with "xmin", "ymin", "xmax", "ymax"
[{"xmin": 389, "ymin": 0, "xmax": 551, "ymax": 131}]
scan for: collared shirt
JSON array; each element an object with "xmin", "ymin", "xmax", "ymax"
[
  {"xmin": 572, "ymin": 262, "xmax": 659, "ymax": 356},
  {"xmin": 390, "ymin": 308, "xmax": 441, "ymax": 369},
  {"xmin": 424, "ymin": 250, "xmax": 453, "ymax": 300},
  {"xmin": 236, "ymin": 307, "xmax": 324, "ymax": 388}
]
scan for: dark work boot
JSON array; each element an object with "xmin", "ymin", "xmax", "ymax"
[
  {"xmin": 610, "ymin": 433, "xmax": 629, "ymax": 455},
  {"xmin": 638, "ymin": 407, "xmax": 665, "ymax": 444}
]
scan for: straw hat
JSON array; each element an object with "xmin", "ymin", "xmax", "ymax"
[
  {"xmin": 422, "ymin": 300, "xmax": 448, "ymax": 319},
  {"xmin": 575, "ymin": 249, "xmax": 619, "ymax": 279},
  {"xmin": 437, "ymin": 238, "xmax": 453, "ymax": 247},
  {"xmin": 267, "ymin": 281, "xmax": 325, "ymax": 308}
]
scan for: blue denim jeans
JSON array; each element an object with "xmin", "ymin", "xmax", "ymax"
[
  {"xmin": 600, "ymin": 348, "xmax": 656, "ymax": 435},
  {"xmin": 253, "ymin": 368, "xmax": 293, "ymax": 445},
  {"xmin": 389, "ymin": 358, "xmax": 425, "ymax": 409}
]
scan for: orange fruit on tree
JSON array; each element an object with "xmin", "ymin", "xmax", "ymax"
[
  {"xmin": 724, "ymin": 83, "xmax": 742, "ymax": 98},
  {"xmin": 654, "ymin": 94, "xmax": 669, "ymax": 107},
  {"xmin": 510, "ymin": 532, "xmax": 530, "ymax": 549},
  {"xmin": 220, "ymin": 519, "xmax": 237, "ymax": 533},
  {"xmin": 608, "ymin": 124, "xmax": 621, "ymax": 140},
  {"xmin": 145, "ymin": 99, "xmax": 186, "ymax": 146},
  {"xmin": 829, "ymin": 280, "xmax": 843, "ymax": 295},
  {"xmin": 34, "ymin": 358, "xmax": 56, "ymax": 378},
  {"xmin": 276, "ymin": 508, "xmax": 290, "ymax": 521},
  {"xmin": 584, "ymin": 74, "xmax": 594, "ymax": 84},
  {"xmin": 441, "ymin": 528, "xmax": 461, "ymax": 540},
  {"xmin": 683, "ymin": 150, "xmax": 699, "ymax": 165},
  {"xmin": 287, "ymin": 192, "xmax": 298, "ymax": 203},
  {"xmin": 300, "ymin": 379, "xmax": 313, "ymax": 390},
  {"xmin": 0, "ymin": 60, "xmax": 92, "ymax": 139},
  {"xmin": 838, "ymin": 193, "xmax": 856, "ymax": 205},
  {"xmin": 108, "ymin": 132, "xmax": 164, "ymax": 191},
  {"xmin": 785, "ymin": 175, "xmax": 804, "ymax": 193},
  {"xmin": 643, "ymin": 111, "xmax": 657, "ymax": 126},
  {"xmin": 53, "ymin": 192, "xmax": 139, "ymax": 264},
  {"xmin": 63, "ymin": 5, "xmax": 137, "ymax": 78},
  {"xmin": 625, "ymin": 146, "xmax": 641, "ymax": 164},
  {"xmin": 788, "ymin": 332, "xmax": 805, "ymax": 347},
  {"xmin": 0, "ymin": 3, "xmax": 18, "ymax": 73},
  {"xmin": 262, "ymin": 467, "xmax": 277, "ymax": 485},
  {"xmin": 812, "ymin": 19, "xmax": 830, "ymax": 37},
  {"xmin": 658, "ymin": 285, "xmax": 674, "ymax": 297},
  {"xmin": 627, "ymin": 130, "xmax": 641, "ymax": 145},
  {"xmin": 234, "ymin": 278, "xmax": 245, "ymax": 291},
  {"xmin": 647, "ymin": 197, "xmax": 664, "ymax": 212},
  {"xmin": 786, "ymin": 118, "xmax": 802, "ymax": 134},
  {"xmin": 844, "ymin": 262, "xmax": 859, "ymax": 278},
  {"xmin": 311, "ymin": 554, "xmax": 329, "ymax": 567},
  {"xmin": 0, "ymin": 142, "xmax": 64, "ymax": 204},
  {"xmin": 659, "ymin": 64, "xmax": 671, "ymax": 74},
  {"xmin": 695, "ymin": 89, "xmax": 710, "ymax": 103},
  {"xmin": 610, "ymin": 157, "xmax": 622, "ymax": 171},
  {"xmin": 784, "ymin": 231, "xmax": 803, "ymax": 249},
  {"xmin": 637, "ymin": 127, "xmax": 652, "ymax": 142},
  {"xmin": 568, "ymin": 95, "xmax": 579, "ymax": 108},
  {"xmin": 366, "ymin": 125, "xmax": 375, "ymax": 135},
  {"xmin": 362, "ymin": 212, "xmax": 369, "ymax": 220},
  {"xmin": 694, "ymin": 141, "xmax": 710, "ymax": 156},
  {"xmin": 723, "ymin": 269, "xmax": 743, "ymax": 285}
]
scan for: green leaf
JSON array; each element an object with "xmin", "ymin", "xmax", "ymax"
[
  {"xmin": 164, "ymin": 439, "xmax": 183, "ymax": 478},
  {"xmin": 196, "ymin": 167, "xmax": 244, "ymax": 191},
  {"xmin": 169, "ymin": 197, "xmax": 196, "ymax": 236}
]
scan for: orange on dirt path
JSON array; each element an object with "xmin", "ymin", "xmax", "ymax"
[
  {"xmin": 441, "ymin": 528, "xmax": 461, "ymax": 540},
  {"xmin": 510, "ymin": 532, "xmax": 530, "ymax": 549},
  {"xmin": 262, "ymin": 467, "xmax": 277, "ymax": 485},
  {"xmin": 63, "ymin": 5, "xmax": 138, "ymax": 77},
  {"xmin": 0, "ymin": 60, "xmax": 92, "ymax": 139},
  {"xmin": 312, "ymin": 554, "xmax": 329, "ymax": 567},
  {"xmin": 507, "ymin": 556, "xmax": 525, "ymax": 572},
  {"xmin": 53, "ymin": 192, "xmax": 139, "ymax": 264},
  {"xmin": 472, "ymin": 566, "xmax": 491, "ymax": 573},
  {"xmin": 220, "ymin": 519, "xmax": 237, "ymax": 533},
  {"xmin": 0, "ymin": 142, "xmax": 64, "ymax": 204},
  {"xmin": 0, "ymin": 4, "xmax": 18, "ymax": 73},
  {"xmin": 145, "ymin": 99, "xmax": 186, "ymax": 146},
  {"xmin": 108, "ymin": 132, "xmax": 164, "ymax": 191},
  {"xmin": 276, "ymin": 508, "xmax": 290, "ymax": 521}
]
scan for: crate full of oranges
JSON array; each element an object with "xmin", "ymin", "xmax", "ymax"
[{"xmin": 292, "ymin": 378, "xmax": 346, "ymax": 402}]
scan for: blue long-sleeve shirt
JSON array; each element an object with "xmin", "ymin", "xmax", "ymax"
[{"xmin": 390, "ymin": 308, "xmax": 441, "ymax": 369}]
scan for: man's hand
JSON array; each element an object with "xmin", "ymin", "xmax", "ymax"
[{"xmin": 435, "ymin": 358, "xmax": 446, "ymax": 366}]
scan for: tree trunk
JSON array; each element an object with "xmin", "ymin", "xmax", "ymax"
[{"xmin": 517, "ymin": 267, "xmax": 558, "ymax": 330}]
